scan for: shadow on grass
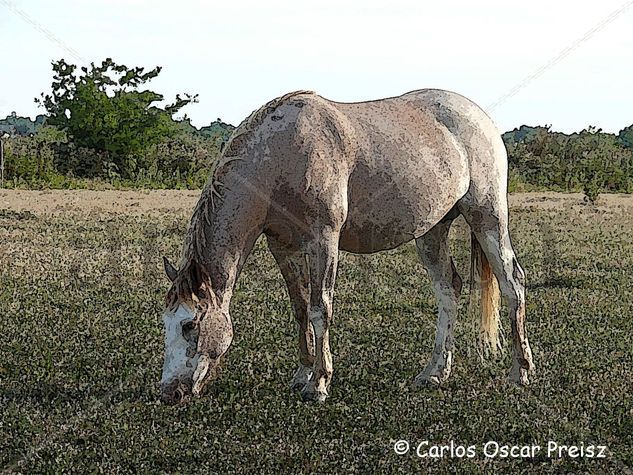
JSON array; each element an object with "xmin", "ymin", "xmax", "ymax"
[
  {"xmin": 0, "ymin": 378, "xmax": 162, "ymax": 409},
  {"xmin": 1, "ymin": 382, "xmax": 91, "ymax": 407},
  {"xmin": 528, "ymin": 275, "xmax": 588, "ymax": 290}
]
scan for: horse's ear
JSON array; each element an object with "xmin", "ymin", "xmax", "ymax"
[{"xmin": 163, "ymin": 256, "xmax": 178, "ymax": 282}]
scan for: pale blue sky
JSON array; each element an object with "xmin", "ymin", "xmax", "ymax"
[{"xmin": 1, "ymin": 0, "xmax": 632, "ymax": 132}]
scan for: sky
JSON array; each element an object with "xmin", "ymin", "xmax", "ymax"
[{"xmin": 1, "ymin": 0, "xmax": 632, "ymax": 133}]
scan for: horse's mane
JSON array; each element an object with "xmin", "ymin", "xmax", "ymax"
[{"xmin": 166, "ymin": 90, "xmax": 315, "ymax": 306}]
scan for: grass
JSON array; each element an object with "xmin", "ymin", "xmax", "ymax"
[
  {"xmin": 3, "ymin": 175, "xmax": 203, "ymax": 191},
  {"xmin": 0, "ymin": 195, "xmax": 632, "ymax": 473}
]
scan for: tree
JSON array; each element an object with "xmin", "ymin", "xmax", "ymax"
[
  {"xmin": 0, "ymin": 112, "xmax": 45, "ymax": 136},
  {"xmin": 618, "ymin": 125, "xmax": 633, "ymax": 149},
  {"xmin": 36, "ymin": 58, "xmax": 198, "ymax": 178},
  {"xmin": 198, "ymin": 119, "xmax": 235, "ymax": 141}
]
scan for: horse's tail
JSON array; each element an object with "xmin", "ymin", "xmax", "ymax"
[{"xmin": 470, "ymin": 231, "xmax": 502, "ymax": 354}]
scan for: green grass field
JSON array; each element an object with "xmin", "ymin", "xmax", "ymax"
[{"xmin": 1, "ymin": 192, "xmax": 632, "ymax": 473}]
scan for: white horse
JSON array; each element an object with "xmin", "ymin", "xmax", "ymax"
[{"xmin": 160, "ymin": 89, "xmax": 535, "ymax": 404}]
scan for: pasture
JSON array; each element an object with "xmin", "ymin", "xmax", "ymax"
[{"xmin": 1, "ymin": 190, "xmax": 632, "ymax": 473}]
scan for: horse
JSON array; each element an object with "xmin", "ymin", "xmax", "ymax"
[{"xmin": 159, "ymin": 89, "xmax": 535, "ymax": 404}]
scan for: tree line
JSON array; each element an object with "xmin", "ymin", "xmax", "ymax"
[
  {"xmin": 504, "ymin": 125, "xmax": 633, "ymax": 201},
  {"xmin": 2, "ymin": 59, "xmax": 633, "ymax": 199}
]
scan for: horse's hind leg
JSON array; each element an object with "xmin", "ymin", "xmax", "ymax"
[
  {"xmin": 459, "ymin": 199, "xmax": 536, "ymax": 384},
  {"xmin": 301, "ymin": 227, "xmax": 341, "ymax": 403},
  {"xmin": 413, "ymin": 219, "xmax": 462, "ymax": 386},
  {"xmin": 267, "ymin": 236, "xmax": 315, "ymax": 390}
]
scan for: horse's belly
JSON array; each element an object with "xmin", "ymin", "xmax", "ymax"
[
  {"xmin": 340, "ymin": 211, "xmax": 421, "ymax": 253},
  {"xmin": 339, "ymin": 158, "xmax": 468, "ymax": 253},
  {"xmin": 340, "ymin": 196, "xmax": 439, "ymax": 253}
]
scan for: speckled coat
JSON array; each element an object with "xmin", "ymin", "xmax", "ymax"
[{"xmin": 160, "ymin": 90, "xmax": 535, "ymax": 405}]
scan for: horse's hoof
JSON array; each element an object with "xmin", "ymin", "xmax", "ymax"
[
  {"xmin": 301, "ymin": 385, "xmax": 328, "ymax": 403},
  {"xmin": 508, "ymin": 366, "xmax": 531, "ymax": 386},
  {"xmin": 412, "ymin": 374, "xmax": 443, "ymax": 389},
  {"xmin": 413, "ymin": 364, "xmax": 450, "ymax": 388},
  {"xmin": 290, "ymin": 366, "xmax": 313, "ymax": 391}
]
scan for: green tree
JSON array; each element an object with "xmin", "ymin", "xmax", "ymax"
[
  {"xmin": 618, "ymin": 124, "xmax": 633, "ymax": 149},
  {"xmin": 37, "ymin": 58, "xmax": 197, "ymax": 178},
  {"xmin": 0, "ymin": 112, "xmax": 45, "ymax": 136},
  {"xmin": 198, "ymin": 119, "xmax": 235, "ymax": 141}
]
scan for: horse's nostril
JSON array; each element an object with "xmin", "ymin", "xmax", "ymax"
[{"xmin": 174, "ymin": 387, "xmax": 184, "ymax": 403}]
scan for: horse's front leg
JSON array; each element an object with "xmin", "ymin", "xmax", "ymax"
[
  {"xmin": 301, "ymin": 232, "xmax": 340, "ymax": 403},
  {"xmin": 267, "ymin": 236, "xmax": 315, "ymax": 390}
]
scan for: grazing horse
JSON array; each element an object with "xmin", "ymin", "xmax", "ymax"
[{"xmin": 160, "ymin": 89, "xmax": 535, "ymax": 404}]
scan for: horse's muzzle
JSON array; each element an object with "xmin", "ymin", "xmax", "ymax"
[{"xmin": 160, "ymin": 379, "xmax": 192, "ymax": 405}]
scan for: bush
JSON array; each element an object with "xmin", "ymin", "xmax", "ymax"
[
  {"xmin": 504, "ymin": 125, "xmax": 633, "ymax": 196},
  {"xmin": 2, "ymin": 119, "xmax": 231, "ymax": 189}
]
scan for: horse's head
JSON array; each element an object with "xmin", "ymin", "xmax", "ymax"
[{"xmin": 160, "ymin": 257, "xmax": 233, "ymax": 405}]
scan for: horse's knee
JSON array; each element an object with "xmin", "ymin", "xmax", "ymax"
[
  {"xmin": 308, "ymin": 306, "xmax": 329, "ymax": 338},
  {"xmin": 308, "ymin": 288, "xmax": 333, "ymax": 335}
]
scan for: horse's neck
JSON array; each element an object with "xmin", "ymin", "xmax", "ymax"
[{"xmin": 191, "ymin": 171, "xmax": 266, "ymax": 309}]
